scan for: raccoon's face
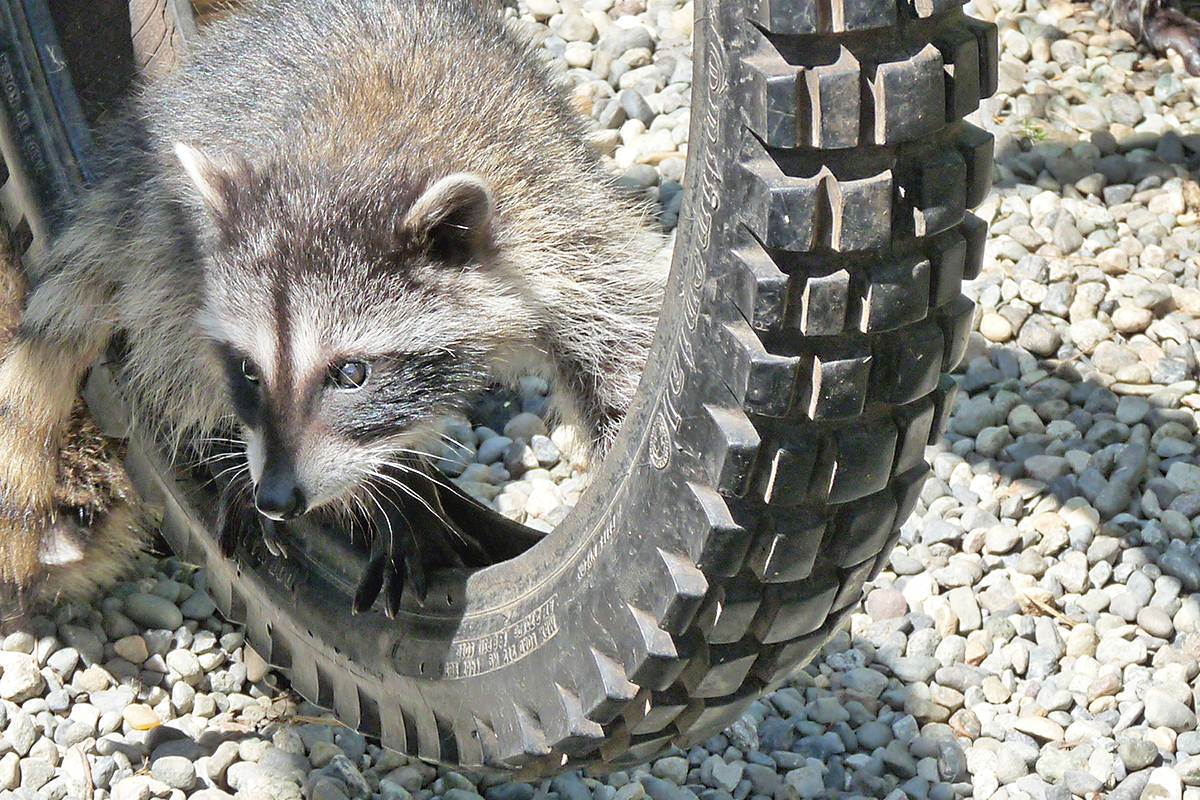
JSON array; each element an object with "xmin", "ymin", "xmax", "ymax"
[{"xmin": 177, "ymin": 144, "xmax": 529, "ymax": 519}]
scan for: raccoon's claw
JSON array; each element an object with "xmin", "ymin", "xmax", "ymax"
[
  {"xmin": 353, "ymin": 536, "xmax": 388, "ymax": 614},
  {"xmin": 261, "ymin": 518, "xmax": 287, "ymax": 559},
  {"xmin": 216, "ymin": 480, "xmax": 289, "ymax": 559},
  {"xmin": 353, "ymin": 519, "xmax": 422, "ymax": 616},
  {"xmin": 1144, "ymin": 7, "xmax": 1200, "ymax": 76}
]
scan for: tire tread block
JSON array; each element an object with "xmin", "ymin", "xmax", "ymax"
[
  {"xmin": 688, "ymin": 483, "xmax": 755, "ymax": 578},
  {"xmin": 493, "ymin": 702, "xmax": 552, "ymax": 764},
  {"xmin": 754, "ymin": 604, "xmax": 855, "ymax": 687},
  {"xmin": 700, "ymin": 580, "xmax": 764, "ymax": 645},
  {"xmin": 871, "ymin": 321, "xmax": 944, "ymax": 405},
  {"xmin": 742, "ymin": 35, "xmax": 804, "ymax": 148},
  {"xmin": 752, "ymin": 573, "xmax": 840, "ymax": 644},
  {"xmin": 961, "ymin": 212, "xmax": 987, "ymax": 279},
  {"xmin": 893, "ymin": 396, "xmax": 936, "ymax": 476},
  {"xmin": 746, "ymin": 509, "xmax": 825, "ymax": 582},
  {"xmin": 940, "ymin": 294, "xmax": 976, "ymax": 372},
  {"xmin": 580, "ymin": 648, "xmax": 640, "ymax": 726},
  {"xmin": 928, "ymin": 227, "xmax": 968, "ymax": 309},
  {"xmin": 741, "ymin": 158, "xmax": 822, "ymax": 252},
  {"xmin": 741, "ymin": 154, "xmax": 891, "ymax": 253},
  {"xmin": 745, "ymin": 0, "xmax": 900, "ymax": 35},
  {"xmin": 588, "ymin": 593, "xmax": 683, "ymax": 695},
  {"xmin": 701, "ymin": 404, "xmax": 761, "ymax": 498},
  {"xmin": 894, "ymin": 465, "xmax": 930, "ymax": 526},
  {"xmin": 651, "ymin": 548, "xmax": 711, "ymax": 635},
  {"xmin": 808, "ymin": 47, "xmax": 860, "ymax": 149},
  {"xmin": 959, "ymin": 123, "xmax": 995, "ymax": 208},
  {"xmin": 673, "ymin": 691, "xmax": 759, "ymax": 748},
  {"xmin": 754, "ymin": 435, "xmax": 819, "ymax": 506},
  {"xmin": 720, "ymin": 320, "xmax": 803, "ymax": 417},
  {"xmin": 733, "ymin": 242, "xmax": 790, "ymax": 335},
  {"xmin": 825, "ymin": 417, "xmax": 898, "ymax": 504},
  {"xmin": 830, "ymin": 557, "xmax": 877, "ymax": 613},
  {"xmin": 751, "ymin": 627, "xmax": 828, "ymax": 687},
  {"xmin": 860, "ymin": 255, "xmax": 931, "ymax": 333},
  {"xmin": 679, "ymin": 641, "xmax": 763, "ymax": 698},
  {"xmin": 547, "ymin": 683, "xmax": 605, "ymax": 752},
  {"xmin": 967, "ymin": 17, "xmax": 1000, "ymax": 98},
  {"xmin": 909, "ymin": 147, "xmax": 966, "ymax": 238},
  {"xmin": 871, "ymin": 45, "xmax": 945, "ymax": 145},
  {"xmin": 624, "ymin": 688, "xmax": 689, "ymax": 735},
  {"xmin": 830, "ymin": 172, "xmax": 893, "ymax": 251},
  {"xmin": 804, "ymin": 344, "xmax": 872, "ymax": 420},
  {"xmin": 828, "ymin": 487, "xmax": 899, "ymax": 566},
  {"xmin": 929, "ymin": 374, "xmax": 959, "ymax": 444},
  {"xmin": 623, "ymin": 604, "xmax": 687, "ymax": 691},
  {"xmin": 619, "ymin": 732, "xmax": 679, "ymax": 764},
  {"xmin": 746, "ymin": 0, "xmax": 819, "ymax": 34},
  {"xmin": 797, "ymin": 268, "xmax": 851, "ymax": 336},
  {"xmin": 934, "ymin": 19, "xmax": 981, "ymax": 121}
]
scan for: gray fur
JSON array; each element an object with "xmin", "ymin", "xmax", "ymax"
[{"xmin": 22, "ymin": 0, "xmax": 666, "ymax": 517}]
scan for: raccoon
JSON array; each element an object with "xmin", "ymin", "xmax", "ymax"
[
  {"xmin": 0, "ymin": 0, "xmax": 667, "ymax": 608},
  {"xmin": 1098, "ymin": 0, "xmax": 1200, "ymax": 75}
]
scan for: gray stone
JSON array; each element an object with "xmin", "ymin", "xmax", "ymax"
[
  {"xmin": 1146, "ymin": 689, "xmax": 1198, "ymax": 731},
  {"xmin": 180, "ymin": 590, "xmax": 217, "ymax": 620},
  {"xmin": 1017, "ymin": 316, "xmax": 1062, "ymax": 356},
  {"xmin": 328, "ymin": 754, "xmax": 372, "ymax": 797},
  {"xmin": 618, "ymin": 89, "xmax": 655, "ymax": 126},
  {"xmin": 1180, "ymin": 755, "xmax": 1200, "ymax": 785},
  {"xmin": 123, "ymin": 593, "xmax": 184, "ymax": 630},
  {"xmin": 1118, "ymin": 737, "xmax": 1158, "ymax": 771},
  {"xmin": 150, "ymin": 756, "xmax": 196, "ymax": 791}
]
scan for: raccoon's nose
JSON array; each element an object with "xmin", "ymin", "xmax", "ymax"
[{"xmin": 255, "ymin": 472, "xmax": 307, "ymax": 521}]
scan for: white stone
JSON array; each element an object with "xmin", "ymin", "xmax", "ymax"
[{"xmin": 0, "ymin": 652, "xmax": 44, "ymax": 702}]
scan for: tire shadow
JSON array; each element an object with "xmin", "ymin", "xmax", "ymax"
[{"xmin": 850, "ymin": 335, "xmax": 1200, "ymax": 799}]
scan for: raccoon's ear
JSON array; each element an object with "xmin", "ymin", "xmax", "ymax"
[
  {"xmin": 402, "ymin": 173, "xmax": 494, "ymax": 265},
  {"xmin": 174, "ymin": 142, "xmax": 251, "ymax": 219}
]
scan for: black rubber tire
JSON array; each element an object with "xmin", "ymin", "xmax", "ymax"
[
  {"xmin": 127, "ymin": 0, "xmax": 196, "ymax": 81},
  {"xmin": 0, "ymin": 0, "xmax": 996, "ymax": 777}
]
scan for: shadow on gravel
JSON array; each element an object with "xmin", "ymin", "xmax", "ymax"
[
  {"xmin": 990, "ymin": 127, "xmax": 1200, "ymax": 195},
  {"xmin": 857, "ymin": 336, "xmax": 1200, "ymax": 799}
]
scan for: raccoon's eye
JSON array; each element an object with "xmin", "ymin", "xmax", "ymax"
[
  {"xmin": 241, "ymin": 359, "xmax": 260, "ymax": 385},
  {"xmin": 329, "ymin": 360, "xmax": 370, "ymax": 390}
]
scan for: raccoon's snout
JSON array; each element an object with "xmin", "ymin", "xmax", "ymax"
[{"xmin": 254, "ymin": 467, "xmax": 307, "ymax": 521}]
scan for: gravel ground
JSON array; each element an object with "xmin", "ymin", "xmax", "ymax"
[{"xmin": 6, "ymin": 0, "xmax": 1200, "ymax": 798}]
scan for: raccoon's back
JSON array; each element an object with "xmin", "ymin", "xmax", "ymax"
[{"xmin": 139, "ymin": 0, "xmax": 603, "ymax": 211}]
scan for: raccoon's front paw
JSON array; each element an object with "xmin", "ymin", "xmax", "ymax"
[
  {"xmin": 353, "ymin": 523, "xmax": 420, "ymax": 618},
  {"xmin": 1146, "ymin": 7, "xmax": 1200, "ymax": 76}
]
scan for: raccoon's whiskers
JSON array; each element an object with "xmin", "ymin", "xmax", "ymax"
[
  {"xmin": 193, "ymin": 435, "xmax": 247, "ymax": 447},
  {"xmin": 196, "ymin": 462, "xmax": 250, "ymax": 493},
  {"xmin": 361, "ymin": 482, "xmax": 397, "ymax": 555},
  {"xmin": 357, "ymin": 467, "xmax": 457, "ymax": 540},
  {"xmin": 183, "ymin": 450, "xmax": 245, "ymax": 471},
  {"xmin": 389, "ymin": 454, "xmax": 463, "ymax": 495},
  {"xmin": 397, "ymin": 445, "xmax": 466, "ymax": 464}
]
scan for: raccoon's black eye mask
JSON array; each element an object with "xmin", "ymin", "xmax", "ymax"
[{"xmin": 215, "ymin": 345, "xmax": 263, "ymax": 425}]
